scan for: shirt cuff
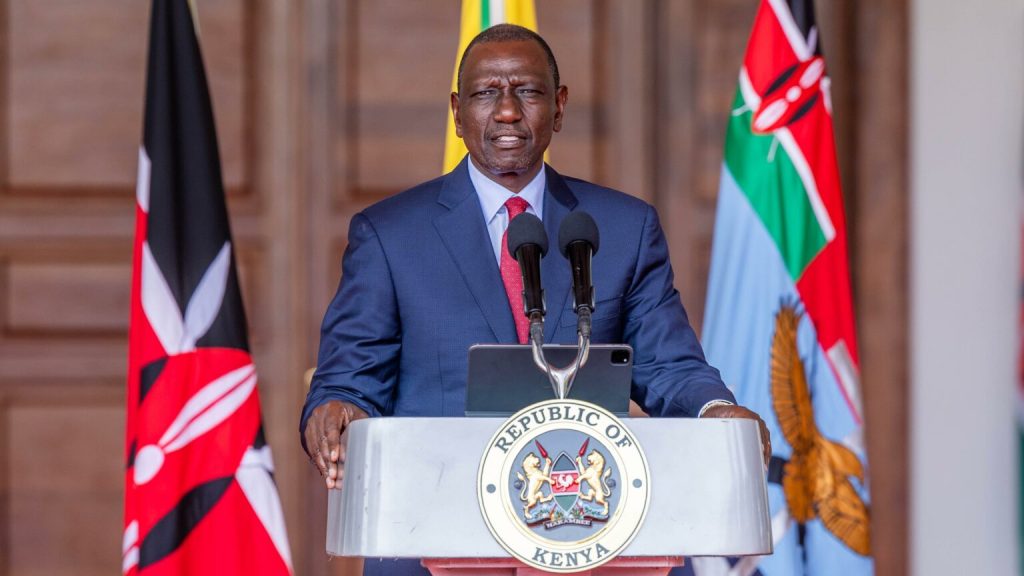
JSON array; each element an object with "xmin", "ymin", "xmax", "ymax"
[{"xmin": 698, "ymin": 399, "xmax": 735, "ymax": 418}]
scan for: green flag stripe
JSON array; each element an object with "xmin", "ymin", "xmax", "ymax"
[
  {"xmin": 481, "ymin": 0, "xmax": 490, "ymax": 28},
  {"xmin": 724, "ymin": 89, "xmax": 827, "ymax": 279}
]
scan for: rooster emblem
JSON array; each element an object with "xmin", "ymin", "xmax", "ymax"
[{"xmin": 771, "ymin": 305, "xmax": 870, "ymax": 555}]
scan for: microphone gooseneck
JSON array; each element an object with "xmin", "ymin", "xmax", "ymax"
[{"xmin": 521, "ymin": 211, "xmax": 601, "ymax": 400}]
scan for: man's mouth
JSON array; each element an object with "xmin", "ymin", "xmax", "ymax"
[{"xmin": 490, "ymin": 133, "xmax": 527, "ymax": 148}]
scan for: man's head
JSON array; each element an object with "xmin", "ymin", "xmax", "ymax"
[
  {"xmin": 457, "ymin": 24, "xmax": 560, "ymax": 93},
  {"xmin": 451, "ymin": 24, "xmax": 568, "ymax": 191}
]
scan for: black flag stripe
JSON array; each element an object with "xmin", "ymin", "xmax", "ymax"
[
  {"xmin": 783, "ymin": 0, "xmax": 818, "ymax": 49},
  {"xmin": 138, "ymin": 356, "xmax": 168, "ymax": 404},
  {"xmin": 142, "ymin": 0, "xmax": 249, "ymax": 352},
  {"xmin": 137, "ymin": 476, "xmax": 234, "ymax": 569}
]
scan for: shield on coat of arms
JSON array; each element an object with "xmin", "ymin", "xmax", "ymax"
[{"xmin": 549, "ymin": 452, "xmax": 580, "ymax": 512}]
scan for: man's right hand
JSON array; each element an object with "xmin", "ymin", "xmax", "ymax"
[{"xmin": 303, "ymin": 400, "xmax": 369, "ymax": 490}]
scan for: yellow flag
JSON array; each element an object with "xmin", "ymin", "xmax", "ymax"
[{"xmin": 443, "ymin": 0, "xmax": 539, "ymax": 173}]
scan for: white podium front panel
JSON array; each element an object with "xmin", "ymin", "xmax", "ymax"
[{"xmin": 327, "ymin": 417, "xmax": 771, "ymax": 558}]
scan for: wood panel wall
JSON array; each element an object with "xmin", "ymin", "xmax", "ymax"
[{"xmin": 0, "ymin": 1, "xmax": 907, "ymax": 575}]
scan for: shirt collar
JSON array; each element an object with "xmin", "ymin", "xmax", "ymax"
[{"xmin": 467, "ymin": 158, "xmax": 546, "ymax": 223}]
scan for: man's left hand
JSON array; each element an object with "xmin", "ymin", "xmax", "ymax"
[{"xmin": 701, "ymin": 404, "xmax": 771, "ymax": 468}]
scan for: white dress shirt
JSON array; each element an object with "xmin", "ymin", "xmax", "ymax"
[{"xmin": 467, "ymin": 159, "xmax": 546, "ymax": 264}]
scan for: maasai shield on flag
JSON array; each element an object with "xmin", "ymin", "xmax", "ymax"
[
  {"xmin": 123, "ymin": 1, "xmax": 291, "ymax": 574},
  {"xmin": 700, "ymin": 0, "xmax": 872, "ymax": 574},
  {"xmin": 443, "ymin": 0, "xmax": 538, "ymax": 172}
]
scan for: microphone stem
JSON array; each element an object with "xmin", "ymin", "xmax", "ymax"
[
  {"xmin": 576, "ymin": 306, "xmax": 592, "ymax": 340},
  {"xmin": 528, "ymin": 310, "xmax": 545, "ymax": 347}
]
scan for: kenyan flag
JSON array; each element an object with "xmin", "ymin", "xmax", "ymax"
[
  {"xmin": 700, "ymin": 1, "xmax": 873, "ymax": 574},
  {"xmin": 443, "ymin": 0, "xmax": 538, "ymax": 172},
  {"xmin": 123, "ymin": 2, "xmax": 291, "ymax": 574}
]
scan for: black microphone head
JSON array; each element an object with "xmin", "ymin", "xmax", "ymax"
[
  {"xmin": 507, "ymin": 212, "xmax": 549, "ymax": 258},
  {"xmin": 558, "ymin": 211, "xmax": 600, "ymax": 257}
]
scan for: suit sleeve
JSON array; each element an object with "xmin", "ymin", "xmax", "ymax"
[
  {"xmin": 624, "ymin": 204, "xmax": 736, "ymax": 417},
  {"xmin": 300, "ymin": 212, "xmax": 401, "ymax": 442}
]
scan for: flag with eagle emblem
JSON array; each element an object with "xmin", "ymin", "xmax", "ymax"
[
  {"xmin": 122, "ymin": 1, "xmax": 292, "ymax": 574},
  {"xmin": 700, "ymin": 0, "xmax": 872, "ymax": 574}
]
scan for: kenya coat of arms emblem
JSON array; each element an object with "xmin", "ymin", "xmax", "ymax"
[
  {"xmin": 517, "ymin": 438, "xmax": 614, "ymax": 528},
  {"xmin": 478, "ymin": 399, "xmax": 650, "ymax": 573}
]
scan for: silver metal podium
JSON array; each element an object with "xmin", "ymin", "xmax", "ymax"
[{"xmin": 327, "ymin": 417, "xmax": 772, "ymax": 559}]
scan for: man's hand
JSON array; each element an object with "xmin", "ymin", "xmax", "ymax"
[
  {"xmin": 701, "ymin": 404, "xmax": 771, "ymax": 468},
  {"xmin": 303, "ymin": 400, "xmax": 369, "ymax": 490}
]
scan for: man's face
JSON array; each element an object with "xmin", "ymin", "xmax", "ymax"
[{"xmin": 452, "ymin": 40, "xmax": 567, "ymax": 185}]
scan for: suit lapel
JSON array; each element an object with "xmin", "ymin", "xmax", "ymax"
[
  {"xmin": 541, "ymin": 166, "xmax": 578, "ymax": 342},
  {"xmin": 433, "ymin": 159, "xmax": 517, "ymax": 343}
]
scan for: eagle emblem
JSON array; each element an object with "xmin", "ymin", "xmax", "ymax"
[{"xmin": 771, "ymin": 305, "xmax": 871, "ymax": 555}]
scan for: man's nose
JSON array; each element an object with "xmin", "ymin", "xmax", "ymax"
[{"xmin": 493, "ymin": 91, "xmax": 522, "ymax": 123}]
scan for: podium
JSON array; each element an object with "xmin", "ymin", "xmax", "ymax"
[{"xmin": 327, "ymin": 416, "xmax": 772, "ymax": 575}]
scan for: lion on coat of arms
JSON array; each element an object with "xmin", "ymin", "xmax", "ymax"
[
  {"xmin": 575, "ymin": 450, "xmax": 612, "ymax": 515},
  {"xmin": 516, "ymin": 452, "xmax": 553, "ymax": 516}
]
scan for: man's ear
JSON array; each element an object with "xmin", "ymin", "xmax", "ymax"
[
  {"xmin": 552, "ymin": 85, "xmax": 568, "ymax": 133},
  {"xmin": 450, "ymin": 92, "xmax": 463, "ymax": 137}
]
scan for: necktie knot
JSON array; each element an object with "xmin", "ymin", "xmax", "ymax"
[{"xmin": 505, "ymin": 196, "xmax": 529, "ymax": 220}]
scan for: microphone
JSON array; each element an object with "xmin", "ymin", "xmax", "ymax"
[
  {"xmin": 506, "ymin": 212, "xmax": 549, "ymax": 343},
  {"xmin": 558, "ymin": 211, "xmax": 600, "ymax": 338}
]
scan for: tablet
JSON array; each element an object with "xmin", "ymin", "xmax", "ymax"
[{"xmin": 465, "ymin": 343, "xmax": 633, "ymax": 417}]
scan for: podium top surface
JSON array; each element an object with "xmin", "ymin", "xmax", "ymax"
[{"xmin": 327, "ymin": 416, "xmax": 771, "ymax": 559}]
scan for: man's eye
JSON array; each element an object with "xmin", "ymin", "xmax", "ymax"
[
  {"xmin": 517, "ymin": 89, "xmax": 541, "ymax": 96},
  {"xmin": 474, "ymin": 90, "xmax": 496, "ymax": 97}
]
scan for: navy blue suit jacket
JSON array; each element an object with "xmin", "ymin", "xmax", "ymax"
[
  {"xmin": 302, "ymin": 159, "xmax": 733, "ymax": 576},
  {"xmin": 303, "ymin": 158, "xmax": 733, "ymax": 432}
]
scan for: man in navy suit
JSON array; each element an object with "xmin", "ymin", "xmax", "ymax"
[{"xmin": 302, "ymin": 25, "xmax": 769, "ymax": 573}]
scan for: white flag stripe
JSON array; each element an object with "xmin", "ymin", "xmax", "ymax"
[
  {"xmin": 489, "ymin": 0, "xmax": 506, "ymax": 23},
  {"xmin": 770, "ymin": 507, "xmax": 791, "ymax": 545},
  {"xmin": 844, "ymin": 427, "xmax": 867, "ymax": 458},
  {"xmin": 136, "ymin": 147, "xmax": 152, "ymax": 214},
  {"xmin": 141, "ymin": 242, "xmax": 186, "ymax": 355},
  {"xmin": 774, "ymin": 127, "xmax": 836, "ymax": 242},
  {"xmin": 827, "ymin": 339, "xmax": 863, "ymax": 421},
  {"xmin": 732, "ymin": 556, "xmax": 762, "ymax": 576},
  {"xmin": 237, "ymin": 446, "xmax": 293, "ymax": 570},
  {"xmin": 122, "ymin": 520, "xmax": 139, "ymax": 554},
  {"xmin": 766, "ymin": 0, "xmax": 812, "ymax": 61},
  {"xmin": 738, "ymin": 68, "xmax": 762, "ymax": 110},
  {"xmin": 163, "ymin": 371, "xmax": 257, "ymax": 453},
  {"xmin": 181, "ymin": 241, "xmax": 232, "ymax": 351},
  {"xmin": 157, "ymin": 363, "xmax": 254, "ymax": 448}
]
